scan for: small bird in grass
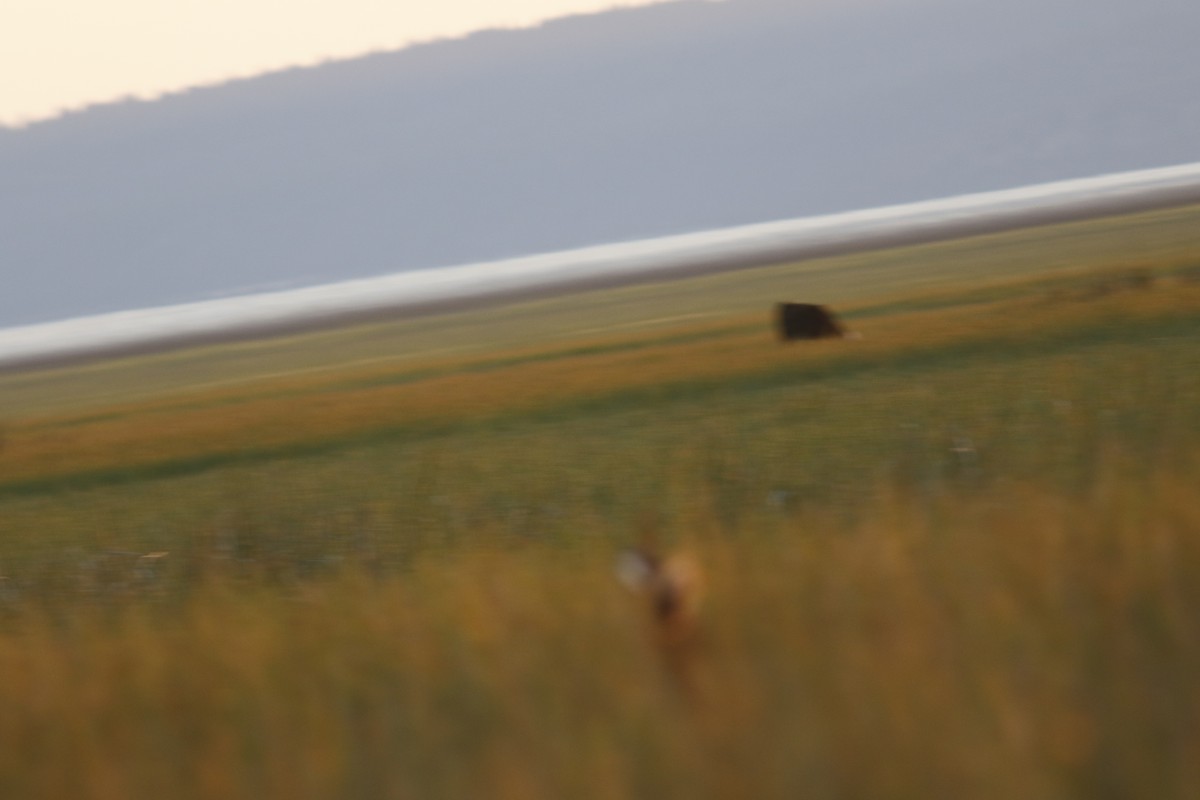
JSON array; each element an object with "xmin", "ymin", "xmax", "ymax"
[
  {"xmin": 616, "ymin": 546, "xmax": 707, "ymax": 701},
  {"xmin": 616, "ymin": 548, "xmax": 705, "ymax": 640}
]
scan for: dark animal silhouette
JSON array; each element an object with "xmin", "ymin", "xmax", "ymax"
[{"xmin": 776, "ymin": 303, "xmax": 845, "ymax": 340}]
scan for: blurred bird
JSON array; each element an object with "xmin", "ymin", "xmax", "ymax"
[{"xmin": 616, "ymin": 546, "xmax": 707, "ymax": 701}]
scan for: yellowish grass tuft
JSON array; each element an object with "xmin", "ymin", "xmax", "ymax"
[{"xmin": 1, "ymin": 263, "xmax": 1199, "ymax": 797}]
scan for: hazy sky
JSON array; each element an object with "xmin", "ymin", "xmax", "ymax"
[{"xmin": 1, "ymin": 0, "xmax": 675, "ymax": 126}]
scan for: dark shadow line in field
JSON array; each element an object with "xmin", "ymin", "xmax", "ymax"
[
  {"xmin": 510, "ymin": 307, "xmax": 1200, "ymax": 422},
  {"xmin": 22, "ymin": 276, "xmax": 1093, "ymax": 432},
  {"xmin": 24, "ymin": 323, "xmax": 761, "ymax": 432},
  {"xmin": 1, "ymin": 309, "xmax": 1196, "ymax": 500}
]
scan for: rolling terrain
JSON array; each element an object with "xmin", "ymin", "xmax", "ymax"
[
  {"xmin": 3, "ymin": 162, "xmax": 1199, "ymax": 371},
  {"xmin": 3, "ymin": 0, "xmax": 1199, "ymax": 326},
  {"xmin": 1, "ymin": 206, "xmax": 1199, "ymax": 797}
]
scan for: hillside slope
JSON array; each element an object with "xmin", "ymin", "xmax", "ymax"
[{"xmin": 2, "ymin": 0, "xmax": 1197, "ymax": 326}]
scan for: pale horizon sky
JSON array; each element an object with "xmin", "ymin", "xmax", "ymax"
[{"xmin": 1, "ymin": 0, "xmax": 678, "ymax": 127}]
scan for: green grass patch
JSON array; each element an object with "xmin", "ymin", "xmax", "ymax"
[{"xmin": 1, "ymin": 211, "xmax": 1200, "ymax": 798}]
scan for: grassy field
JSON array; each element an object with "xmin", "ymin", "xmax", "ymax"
[{"xmin": 1, "ymin": 206, "xmax": 1200, "ymax": 798}]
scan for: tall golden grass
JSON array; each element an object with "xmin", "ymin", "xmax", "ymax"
[
  {"xmin": 1, "ymin": 266, "xmax": 1199, "ymax": 797},
  {"xmin": 1, "ymin": 456, "xmax": 1197, "ymax": 799}
]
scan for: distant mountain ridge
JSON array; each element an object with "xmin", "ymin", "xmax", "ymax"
[{"xmin": 3, "ymin": 0, "xmax": 1198, "ymax": 326}]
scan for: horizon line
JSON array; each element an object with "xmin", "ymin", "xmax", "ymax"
[{"xmin": 3, "ymin": 160, "xmax": 1200, "ymax": 371}]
